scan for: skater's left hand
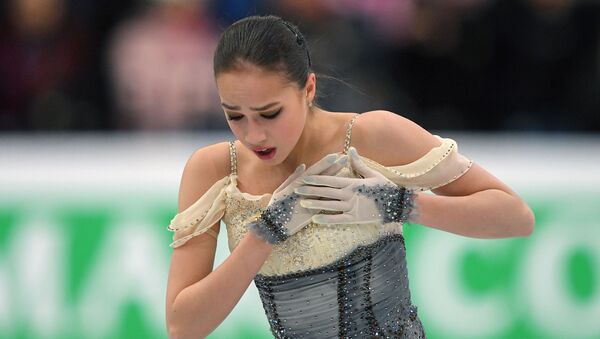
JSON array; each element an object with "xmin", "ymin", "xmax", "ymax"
[{"xmin": 295, "ymin": 147, "xmax": 417, "ymax": 225}]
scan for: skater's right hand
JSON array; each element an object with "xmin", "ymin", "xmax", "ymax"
[{"xmin": 246, "ymin": 153, "xmax": 347, "ymax": 244}]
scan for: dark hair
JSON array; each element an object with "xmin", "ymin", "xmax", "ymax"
[{"xmin": 213, "ymin": 15, "xmax": 312, "ymax": 89}]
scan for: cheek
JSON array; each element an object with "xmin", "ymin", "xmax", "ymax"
[
  {"xmin": 277, "ymin": 110, "xmax": 305, "ymax": 145},
  {"xmin": 277, "ymin": 124, "xmax": 298, "ymax": 143}
]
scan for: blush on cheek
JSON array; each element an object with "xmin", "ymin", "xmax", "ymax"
[
  {"xmin": 272, "ymin": 117, "xmax": 302, "ymax": 156},
  {"xmin": 287, "ymin": 117, "xmax": 305, "ymax": 146}
]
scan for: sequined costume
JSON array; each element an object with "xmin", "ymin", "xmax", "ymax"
[{"xmin": 168, "ymin": 114, "xmax": 473, "ymax": 338}]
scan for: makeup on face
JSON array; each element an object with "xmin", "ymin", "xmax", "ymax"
[
  {"xmin": 217, "ymin": 69, "xmax": 309, "ymax": 164},
  {"xmin": 225, "ymin": 107, "xmax": 283, "ymax": 121},
  {"xmin": 252, "ymin": 147, "xmax": 277, "ymax": 160},
  {"xmin": 221, "ymin": 102, "xmax": 286, "ymax": 161}
]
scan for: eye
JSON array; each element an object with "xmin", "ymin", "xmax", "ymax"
[
  {"xmin": 225, "ymin": 108, "xmax": 282, "ymax": 121},
  {"xmin": 226, "ymin": 114, "xmax": 243, "ymax": 121},
  {"xmin": 262, "ymin": 108, "xmax": 282, "ymax": 120}
]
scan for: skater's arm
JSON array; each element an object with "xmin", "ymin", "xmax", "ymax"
[
  {"xmin": 352, "ymin": 111, "xmax": 534, "ymax": 239},
  {"xmin": 166, "ymin": 230, "xmax": 272, "ymax": 339},
  {"xmin": 165, "ymin": 144, "xmax": 273, "ymax": 338}
]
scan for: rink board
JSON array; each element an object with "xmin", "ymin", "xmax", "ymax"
[{"xmin": 0, "ymin": 132, "xmax": 599, "ymax": 339}]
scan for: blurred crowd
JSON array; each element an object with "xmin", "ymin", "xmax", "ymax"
[{"xmin": 0, "ymin": 0, "xmax": 598, "ymax": 132}]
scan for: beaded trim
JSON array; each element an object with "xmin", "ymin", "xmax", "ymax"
[
  {"xmin": 256, "ymin": 280, "xmax": 285, "ymax": 336},
  {"xmin": 383, "ymin": 140, "xmax": 456, "ymax": 179},
  {"xmin": 246, "ymin": 218, "xmax": 287, "ymax": 245},
  {"xmin": 337, "ymin": 263, "xmax": 352, "ymax": 338},
  {"xmin": 246, "ymin": 193, "xmax": 302, "ymax": 244},
  {"xmin": 166, "ymin": 210, "xmax": 208, "ymax": 231},
  {"xmin": 353, "ymin": 184, "xmax": 416, "ymax": 223},
  {"xmin": 362, "ymin": 253, "xmax": 380, "ymax": 334},
  {"xmin": 406, "ymin": 159, "xmax": 474, "ymax": 192},
  {"xmin": 167, "ymin": 206, "xmax": 219, "ymax": 232},
  {"xmin": 166, "ymin": 176, "xmax": 231, "ymax": 232},
  {"xmin": 228, "ymin": 141, "xmax": 237, "ymax": 175},
  {"xmin": 343, "ymin": 114, "xmax": 359, "ymax": 154},
  {"xmin": 426, "ymin": 159, "xmax": 474, "ymax": 190}
]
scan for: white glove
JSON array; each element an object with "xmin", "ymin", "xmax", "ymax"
[
  {"xmin": 295, "ymin": 147, "xmax": 417, "ymax": 225},
  {"xmin": 246, "ymin": 153, "xmax": 347, "ymax": 244}
]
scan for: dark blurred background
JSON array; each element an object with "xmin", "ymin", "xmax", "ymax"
[
  {"xmin": 0, "ymin": 3, "xmax": 599, "ymax": 339},
  {"xmin": 0, "ymin": 0, "xmax": 598, "ymax": 132}
]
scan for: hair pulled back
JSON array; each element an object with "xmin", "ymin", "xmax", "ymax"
[{"xmin": 213, "ymin": 15, "xmax": 312, "ymax": 89}]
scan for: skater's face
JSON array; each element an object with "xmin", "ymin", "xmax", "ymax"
[{"xmin": 216, "ymin": 63, "xmax": 316, "ymax": 165}]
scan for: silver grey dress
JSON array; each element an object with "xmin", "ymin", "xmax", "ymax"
[{"xmin": 253, "ymin": 233, "xmax": 424, "ymax": 338}]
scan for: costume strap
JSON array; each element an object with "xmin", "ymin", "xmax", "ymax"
[
  {"xmin": 228, "ymin": 141, "xmax": 237, "ymax": 175},
  {"xmin": 343, "ymin": 114, "xmax": 359, "ymax": 154}
]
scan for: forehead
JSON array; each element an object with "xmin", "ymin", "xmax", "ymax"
[{"xmin": 216, "ymin": 66, "xmax": 297, "ymax": 106}]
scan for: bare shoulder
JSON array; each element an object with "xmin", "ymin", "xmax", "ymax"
[
  {"xmin": 351, "ymin": 110, "xmax": 442, "ymax": 166},
  {"xmin": 178, "ymin": 141, "xmax": 231, "ymax": 212},
  {"xmin": 166, "ymin": 142, "xmax": 230, "ymax": 319},
  {"xmin": 352, "ymin": 111, "xmax": 526, "ymax": 200}
]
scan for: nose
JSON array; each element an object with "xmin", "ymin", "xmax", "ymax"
[{"xmin": 244, "ymin": 119, "xmax": 267, "ymax": 145}]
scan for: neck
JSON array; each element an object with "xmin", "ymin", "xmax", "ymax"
[{"xmin": 281, "ymin": 107, "xmax": 326, "ymax": 172}]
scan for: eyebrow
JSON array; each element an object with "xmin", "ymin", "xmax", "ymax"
[{"xmin": 221, "ymin": 102, "xmax": 280, "ymax": 111}]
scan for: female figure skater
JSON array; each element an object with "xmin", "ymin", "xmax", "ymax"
[{"xmin": 165, "ymin": 15, "xmax": 535, "ymax": 338}]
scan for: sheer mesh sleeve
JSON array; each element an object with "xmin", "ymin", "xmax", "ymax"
[
  {"xmin": 364, "ymin": 136, "xmax": 473, "ymax": 191},
  {"xmin": 167, "ymin": 176, "xmax": 230, "ymax": 248}
]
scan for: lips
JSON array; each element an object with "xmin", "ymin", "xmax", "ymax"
[
  {"xmin": 252, "ymin": 146, "xmax": 274, "ymax": 153},
  {"xmin": 252, "ymin": 146, "xmax": 277, "ymax": 159}
]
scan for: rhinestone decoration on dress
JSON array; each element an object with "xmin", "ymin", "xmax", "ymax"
[
  {"xmin": 253, "ymin": 234, "xmax": 426, "ymax": 338},
  {"xmin": 168, "ymin": 115, "xmax": 475, "ymax": 338}
]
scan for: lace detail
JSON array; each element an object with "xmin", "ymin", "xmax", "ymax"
[{"xmin": 222, "ymin": 167, "xmax": 404, "ymax": 276}]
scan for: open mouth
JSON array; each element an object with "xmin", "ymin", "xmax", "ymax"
[
  {"xmin": 256, "ymin": 148, "xmax": 275, "ymax": 155},
  {"xmin": 257, "ymin": 148, "xmax": 273, "ymax": 155},
  {"xmin": 253, "ymin": 147, "xmax": 276, "ymax": 159}
]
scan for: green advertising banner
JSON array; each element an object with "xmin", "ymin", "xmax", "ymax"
[{"xmin": 1, "ymin": 134, "xmax": 598, "ymax": 339}]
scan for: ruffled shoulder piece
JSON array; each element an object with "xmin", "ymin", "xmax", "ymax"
[
  {"xmin": 362, "ymin": 136, "xmax": 473, "ymax": 191},
  {"xmin": 167, "ymin": 175, "xmax": 231, "ymax": 248}
]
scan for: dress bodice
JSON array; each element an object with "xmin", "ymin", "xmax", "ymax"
[
  {"xmin": 167, "ymin": 114, "xmax": 473, "ymax": 337},
  {"xmin": 222, "ymin": 164, "xmax": 407, "ymax": 276},
  {"xmin": 167, "ymin": 120, "xmax": 473, "ymax": 265}
]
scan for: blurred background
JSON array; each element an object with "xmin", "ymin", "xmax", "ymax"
[{"xmin": 0, "ymin": 0, "xmax": 598, "ymax": 338}]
